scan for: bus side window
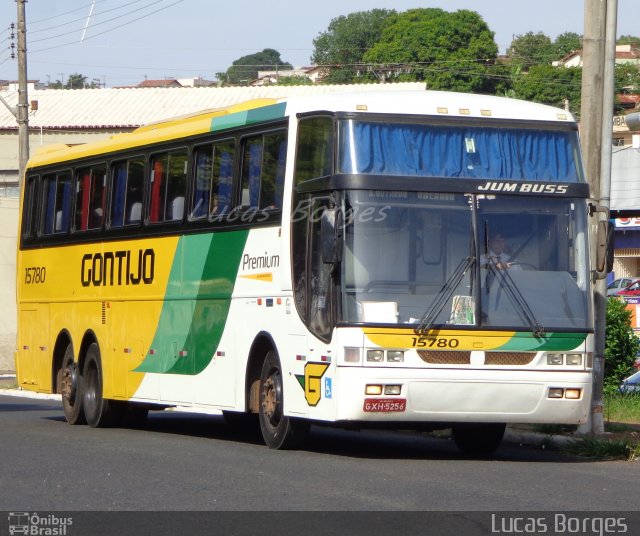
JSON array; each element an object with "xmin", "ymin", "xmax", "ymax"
[
  {"xmin": 191, "ymin": 145, "xmax": 213, "ymax": 220},
  {"xmin": 42, "ymin": 171, "xmax": 72, "ymax": 235},
  {"xmin": 166, "ymin": 150, "xmax": 187, "ymax": 221},
  {"xmin": 242, "ymin": 138, "xmax": 261, "ymax": 209},
  {"xmin": 240, "ymin": 131, "xmax": 287, "ymax": 211},
  {"xmin": 150, "ymin": 150, "xmax": 187, "ymax": 222},
  {"xmin": 75, "ymin": 164, "xmax": 107, "ymax": 231},
  {"xmin": 111, "ymin": 158, "xmax": 144, "ymax": 227},
  {"xmin": 22, "ymin": 174, "xmax": 39, "ymax": 239},
  {"xmin": 212, "ymin": 140, "xmax": 234, "ymax": 216},
  {"xmin": 262, "ymin": 132, "xmax": 287, "ymax": 209}
]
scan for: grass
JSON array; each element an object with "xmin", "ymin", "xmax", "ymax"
[
  {"xmin": 604, "ymin": 391, "xmax": 640, "ymax": 424},
  {"xmin": 555, "ymin": 392, "xmax": 640, "ymax": 460},
  {"xmin": 561, "ymin": 436, "xmax": 640, "ymax": 461}
]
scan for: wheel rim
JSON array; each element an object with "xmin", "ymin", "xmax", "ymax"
[
  {"xmin": 262, "ymin": 368, "xmax": 282, "ymax": 428},
  {"xmin": 61, "ymin": 365, "xmax": 77, "ymax": 404}
]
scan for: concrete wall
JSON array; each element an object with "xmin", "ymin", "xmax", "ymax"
[{"xmin": 0, "ymin": 197, "xmax": 17, "ymax": 372}]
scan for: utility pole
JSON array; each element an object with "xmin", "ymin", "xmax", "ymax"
[
  {"xmin": 17, "ymin": 0, "xmax": 29, "ymax": 189},
  {"xmin": 579, "ymin": 0, "xmax": 617, "ymax": 435}
]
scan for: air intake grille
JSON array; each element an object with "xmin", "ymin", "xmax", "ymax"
[
  {"xmin": 484, "ymin": 352, "xmax": 535, "ymax": 365},
  {"xmin": 417, "ymin": 351, "xmax": 471, "ymax": 365}
]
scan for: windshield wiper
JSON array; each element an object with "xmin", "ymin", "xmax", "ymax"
[
  {"xmin": 485, "ymin": 258, "xmax": 545, "ymax": 337},
  {"xmin": 415, "ymin": 255, "xmax": 475, "ymax": 336}
]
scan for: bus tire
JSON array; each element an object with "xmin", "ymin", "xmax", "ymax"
[
  {"xmin": 61, "ymin": 344, "xmax": 86, "ymax": 425},
  {"xmin": 82, "ymin": 343, "xmax": 124, "ymax": 428},
  {"xmin": 258, "ymin": 351, "xmax": 309, "ymax": 449},
  {"xmin": 452, "ymin": 422, "xmax": 506, "ymax": 455}
]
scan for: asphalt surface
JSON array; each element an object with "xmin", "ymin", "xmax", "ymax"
[{"xmin": 0, "ymin": 392, "xmax": 639, "ymax": 513}]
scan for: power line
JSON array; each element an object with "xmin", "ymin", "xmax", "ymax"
[
  {"xmin": 29, "ymin": 0, "xmax": 150, "ymax": 35},
  {"xmin": 29, "ymin": 0, "xmax": 177, "ymax": 46},
  {"xmin": 29, "ymin": 0, "xmax": 111, "ymax": 25}
]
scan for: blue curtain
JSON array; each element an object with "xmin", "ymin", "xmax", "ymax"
[
  {"xmin": 44, "ymin": 179, "xmax": 56, "ymax": 235},
  {"xmin": 192, "ymin": 151, "xmax": 211, "ymax": 219},
  {"xmin": 274, "ymin": 139, "xmax": 287, "ymax": 208},
  {"xmin": 111, "ymin": 165, "xmax": 127, "ymax": 227},
  {"xmin": 248, "ymin": 142, "xmax": 262, "ymax": 207},
  {"xmin": 217, "ymin": 150, "xmax": 233, "ymax": 213},
  {"xmin": 339, "ymin": 122, "xmax": 581, "ymax": 182}
]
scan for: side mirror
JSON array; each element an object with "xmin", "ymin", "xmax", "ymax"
[{"xmin": 595, "ymin": 220, "xmax": 614, "ymax": 278}]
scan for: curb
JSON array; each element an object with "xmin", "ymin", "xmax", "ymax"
[{"xmin": 0, "ymin": 387, "xmax": 61, "ymax": 401}]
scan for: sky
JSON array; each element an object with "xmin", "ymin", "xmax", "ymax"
[{"xmin": 0, "ymin": 0, "xmax": 637, "ymax": 88}]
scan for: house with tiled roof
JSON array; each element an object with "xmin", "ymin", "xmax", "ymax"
[{"xmin": 553, "ymin": 44, "xmax": 640, "ymax": 68}]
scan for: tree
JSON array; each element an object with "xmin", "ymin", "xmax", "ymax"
[
  {"xmin": 362, "ymin": 8, "xmax": 501, "ymax": 93},
  {"xmin": 311, "ymin": 9, "xmax": 396, "ymax": 84},
  {"xmin": 48, "ymin": 73, "xmax": 99, "ymax": 89},
  {"xmin": 604, "ymin": 298, "xmax": 640, "ymax": 393},
  {"xmin": 614, "ymin": 63, "xmax": 640, "ymax": 114},
  {"xmin": 274, "ymin": 75, "xmax": 313, "ymax": 86},
  {"xmin": 552, "ymin": 32, "xmax": 582, "ymax": 59},
  {"xmin": 512, "ymin": 64, "xmax": 582, "ymax": 116},
  {"xmin": 217, "ymin": 49, "xmax": 292, "ymax": 86},
  {"xmin": 507, "ymin": 32, "xmax": 554, "ymax": 72},
  {"xmin": 617, "ymin": 35, "xmax": 640, "ymax": 46}
]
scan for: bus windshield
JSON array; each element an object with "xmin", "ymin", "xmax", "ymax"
[
  {"xmin": 341, "ymin": 190, "xmax": 590, "ymax": 331},
  {"xmin": 337, "ymin": 119, "xmax": 584, "ymax": 182}
]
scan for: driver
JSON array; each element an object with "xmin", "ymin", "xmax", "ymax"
[{"xmin": 481, "ymin": 233, "xmax": 522, "ymax": 270}]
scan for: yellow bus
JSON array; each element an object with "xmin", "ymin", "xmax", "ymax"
[{"xmin": 16, "ymin": 91, "xmax": 602, "ymax": 454}]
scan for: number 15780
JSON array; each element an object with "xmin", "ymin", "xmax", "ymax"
[
  {"xmin": 24, "ymin": 266, "xmax": 46, "ymax": 284},
  {"xmin": 411, "ymin": 336, "xmax": 459, "ymax": 348}
]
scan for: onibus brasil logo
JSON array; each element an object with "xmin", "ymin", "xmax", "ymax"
[{"xmin": 8, "ymin": 512, "xmax": 73, "ymax": 535}]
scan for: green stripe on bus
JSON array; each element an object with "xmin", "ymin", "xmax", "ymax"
[
  {"xmin": 135, "ymin": 230, "xmax": 249, "ymax": 375},
  {"xmin": 498, "ymin": 332, "xmax": 587, "ymax": 352},
  {"xmin": 211, "ymin": 102, "xmax": 287, "ymax": 132}
]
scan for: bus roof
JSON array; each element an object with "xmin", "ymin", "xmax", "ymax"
[{"xmin": 26, "ymin": 90, "xmax": 575, "ymax": 170}]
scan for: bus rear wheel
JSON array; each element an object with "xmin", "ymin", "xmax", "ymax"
[
  {"xmin": 82, "ymin": 343, "xmax": 124, "ymax": 428},
  {"xmin": 61, "ymin": 344, "xmax": 85, "ymax": 425},
  {"xmin": 258, "ymin": 351, "xmax": 309, "ymax": 449},
  {"xmin": 451, "ymin": 422, "xmax": 506, "ymax": 455}
]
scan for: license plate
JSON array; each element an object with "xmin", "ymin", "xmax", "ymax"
[{"xmin": 363, "ymin": 398, "xmax": 407, "ymax": 412}]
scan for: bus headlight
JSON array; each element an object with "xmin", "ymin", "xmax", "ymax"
[
  {"xmin": 565, "ymin": 353, "xmax": 582, "ymax": 366},
  {"xmin": 367, "ymin": 350, "xmax": 384, "ymax": 362},
  {"xmin": 387, "ymin": 350, "xmax": 404, "ymax": 362},
  {"xmin": 547, "ymin": 354, "xmax": 563, "ymax": 365}
]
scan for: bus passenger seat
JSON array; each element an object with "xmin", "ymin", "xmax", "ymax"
[
  {"xmin": 171, "ymin": 196, "xmax": 185, "ymax": 220},
  {"xmin": 128, "ymin": 202, "xmax": 142, "ymax": 223}
]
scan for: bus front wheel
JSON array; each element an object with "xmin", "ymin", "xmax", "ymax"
[
  {"xmin": 451, "ymin": 423, "xmax": 506, "ymax": 455},
  {"xmin": 61, "ymin": 344, "xmax": 85, "ymax": 425},
  {"xmin": 82, "ymin": 343, "xmax": 123, "ymax": 428},
  {"xmin": 258, "ymin": 351, "xmax": 309, "ymax": 449}
]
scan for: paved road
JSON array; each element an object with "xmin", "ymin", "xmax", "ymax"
[{"xmin": 0, "ymin": 394, "xmax": 638, "ymax": 512}]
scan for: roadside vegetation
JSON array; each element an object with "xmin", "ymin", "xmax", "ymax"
[
  {"xmin": 558, "ymin": 299, "xmax": 640, "ymax": 460},
  {"xmin": 206, "ymin": 8, "xmax": 640, "ymax": 117}
]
